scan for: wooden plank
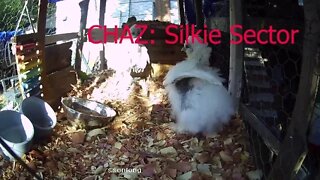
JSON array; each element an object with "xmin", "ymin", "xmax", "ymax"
[
  {"xmin": 45, "ymin": 41, "xmax": 73, "ymax": 74},
  {"xmin": 20, "ymin": 67, "xmax": 42, "ymax": 80},
  {"xmin": 16, "ymin": 51, "xmax": 41, "ymax": 62},
  {"xmin": 45, "ymin": 32, "xmax": 78, "ymax": 45},
  {"xmin": 18, "ymin": 59, "xmax": 42, "ymax": 72},
  {"xmin": 16, "ymin": 43, "xmax": 38, "ymax": 52},
  {"xmin": 229, "ymin": 0, "xmax": 244, "ymax": 112},
  {"xmin": 12, "ymin": 33, "xmax": 38, "ymax": 45},
  {"xmin": 13, "ymin": 33, "xmax": 77, "ymax": 46},
  {"xmin": 148, "ymin": 52, "xmax": 185, "ymax": 64},
  {"xmin": 240, "ymin": 104, "xmax": 280, "ymax": 154},
  {"xmin": 268, "ymin": 0, "xmax": 320, "ymax": 179},
  {"xmin": 44, "ymin": 66, "xmax": 77, "ymax": 110}
]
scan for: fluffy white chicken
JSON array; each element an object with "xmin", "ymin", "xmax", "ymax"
[{"xmin": 163, "ymin": 36, "xmax": 235, "ymax": 135}]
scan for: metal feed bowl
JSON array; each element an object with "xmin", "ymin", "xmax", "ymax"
[{"xmin": 61, "ymin": 97, "xmax": 117, "ymax": 129}]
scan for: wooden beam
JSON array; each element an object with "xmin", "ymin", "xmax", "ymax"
[
  {"xmin": 37, "ymin": 0, "xmax": 48, "ymax": 100},
  {"xmin": 45, "ymin": 32, "xmax": 78, "ymax": 45},
  {"xmin": 12, "ymin": 32, "xmax": 78, "ymax": 45},
  {"xmin": 194, "ymin": 0, "xmax": 204, "ymax": 30},
  {"xmin": 99, "ymin": 0, "xmax": 107, "ymax": 70},
  {"xmin": 229, "ymin": 0, "xmax": 244, "ymax": 112},
  {"xmin": 178, "ymin": 0, "xmax": 186, "ymax": 25},
  {"xmin": 268, "ymin": 0, "xmax": 320, "ymax": 179},
  {"xmin": 75, "ymin": 0, "xmax": 90, "ymax": 73},
  {"xmin": 240, "ymin": 104, "xmax": 280, "ymax": 154}
]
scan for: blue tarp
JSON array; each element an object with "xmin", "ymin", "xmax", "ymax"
[
  {"xmin": 48, "ymin": 0, "xmax": 63, "ymax": 3},
  {"xmin": 0, "ymin": 30, "xmax": 24, "ymax": 43}
]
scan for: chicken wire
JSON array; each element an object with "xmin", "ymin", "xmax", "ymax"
[
  {"xmin": 0, "ymin": 0, "xmax": 57, "ymax": 78},
  {"xmin": 0, "ymin": 0, "xmax": 56, "ymax": 112},
  {"xmin": 241, "ymin": 0, "xmax": 320, "ymax": 179}
]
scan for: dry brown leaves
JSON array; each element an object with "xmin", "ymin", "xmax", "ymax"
[{"xmin": 1, "ymin": 69, "xmax": 259, "ymax": 180}]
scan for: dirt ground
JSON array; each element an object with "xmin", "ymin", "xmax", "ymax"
[{"xmin": 0, "ymin": 66, "xmax": 260, "ymax": 179}]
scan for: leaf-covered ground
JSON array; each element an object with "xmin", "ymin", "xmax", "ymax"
[{"xmin": 1, "ymin": 66, "xmax": 261, "ymax": 179}]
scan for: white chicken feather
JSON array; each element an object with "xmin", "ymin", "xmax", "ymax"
[{"xmin": 164, "ymin": 36, "xmax": 235, "ymax": 135}]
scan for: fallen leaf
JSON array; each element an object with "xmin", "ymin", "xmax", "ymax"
[
  {"xmin": 142, "ymin": 164, "xmax": 156, "ymax": 177},
  {"xmin": 70, "ymin": 131, "xmax": 85, "ymax": 144},
  {"xmin": 27, "ymin": 161, "xmax": 36, "ymax": 170},
  {"xmin": 195, "ymin": 152, "xmax": 210, "ymax": 163},
  {"xmin": 123, "ymin": 171, "xmax": 139, "ymax": 179},
  {"xmin": 67, "ymin": 147, "xmax": 81, "ymax": 153},
  {"xmin": 45, "ymin": 161, "xmax": 58, "ymax": 172},
  {"xmin": 165, "ymin": 168, "xmax": 177, "ymax": 178},
  {"xmin": 93, "ymin": 165, "xmax": 105, "ymax": 175},
  {"xmin": 87, "ymin": 128, "xmax": 106, "ymax": 140},
  {"xmin": 241, "ymin": 151, "xmax": 250, "ymax": 162},
  {"xmin": 176, "ymin": 161, "xmax": 192, "ymax": 173},
  {"xmin": 177, "ymin": 171, "xmax": 193, "ymax": 180},
  {"xmin": 224, "ymin": 137, "xmax": 233, "ymax": 145},
  {"xmin": 160, "ymin": 146, "xmax": 177, "ymax": 156},
  {"xmin": 219, "ymin": 151, "xmax": 233, "ymax": 162},
  {"xmin": 114, "ymin": 142, "xmax": 122, "ymax": 149},
  {"xmin": 83, "ymin": 175, "xmax": 97, "ymax": 180},
  {"xmin": 197, "ymin": 164, "xmax": 212, "ymax": 176},
  {"xmin": 156, "ymin": 132, "xmax": 166, "ymax": 140},
  {"xmin": 246, "ymin": 169, "xmax": 263, "ymax": 180}
]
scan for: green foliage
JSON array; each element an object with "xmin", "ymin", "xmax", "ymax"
[
  {"xmin": 0, "ymin": 0, "xmax": 24, "ymax": 31},
  {"xmin": 0, "ymin": 0, "xmax": 56, "ymax": 31}
]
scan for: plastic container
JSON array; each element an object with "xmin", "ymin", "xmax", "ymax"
[
  {"xmin": 0, "ymin": 110, "xmax": 34, "ymax": 160},
  {"xmin": 20, "ymin": 97, "xmax": 57, "ymax": 141}
]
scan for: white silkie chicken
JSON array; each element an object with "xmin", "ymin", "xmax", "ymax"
[{"xmin": 163, "ymin": 36, "xmax": 235, "ymax": 135}]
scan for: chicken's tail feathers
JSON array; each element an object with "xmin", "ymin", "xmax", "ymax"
[
  {"xmin": 173, "ymin": 68, "xmax": 224, "ymax": 86},
  {"xmin": 177, "ymin": 108, "xmax": 203, "ymax": 134}
]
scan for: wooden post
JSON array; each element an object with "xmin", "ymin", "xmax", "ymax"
[
  {"xmin": 75, "ymin": 0, "xmax": 90, "ymax": 73},
  {"xmin": 99, "ymin": 0, "xmax": 106, "ymax": 70},
  {"xmin": 194, "ymin": 0, "xmax": 204, "ymax": 29},
  {"xmin": 178, "ymin": 0, "xmax": 186, "ymax": 25},
  {"xmin": 37, "ymin": 0, "xmax": 48, "ymax": 99},
  {"xmin": 229, "ymin": 0, "xmax": 243, "ymax": 113},
  {"xmin": 268, "ymin": 0, "xmax": 320, "ymax": 179}
]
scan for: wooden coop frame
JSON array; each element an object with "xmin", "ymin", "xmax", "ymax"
[{"xmin": 11, "ymin": 0, "xmax": 320, "ymax": 178}]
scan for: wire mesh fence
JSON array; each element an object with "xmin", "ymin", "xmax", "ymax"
[
  {"xmin": 0, "ymin": 0, "xmax": 56, "ymax": 111},
  {"xmin": 241, "ymin": 0, "xmax": 320, "ymax": 179},
  {"xmin": 0, "ymin": 0, "xmax": 56, "ymax": 79}
]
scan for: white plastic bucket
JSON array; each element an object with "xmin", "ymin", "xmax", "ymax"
[{"xmin": 0, "ymin": 110, "xmax": 34, "ymax": 160}]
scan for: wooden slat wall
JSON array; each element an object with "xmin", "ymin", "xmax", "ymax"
[
  {"xmin": 13, "ymin": 32, "xmax": 77, "ymax": 110},
  {"xmin": 45, "ymin": 42, "xmax": 72, "ymax": 74},
  {"xmin": 45, "ymin": 66, "xmax": 77, "ymax": 110}
]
